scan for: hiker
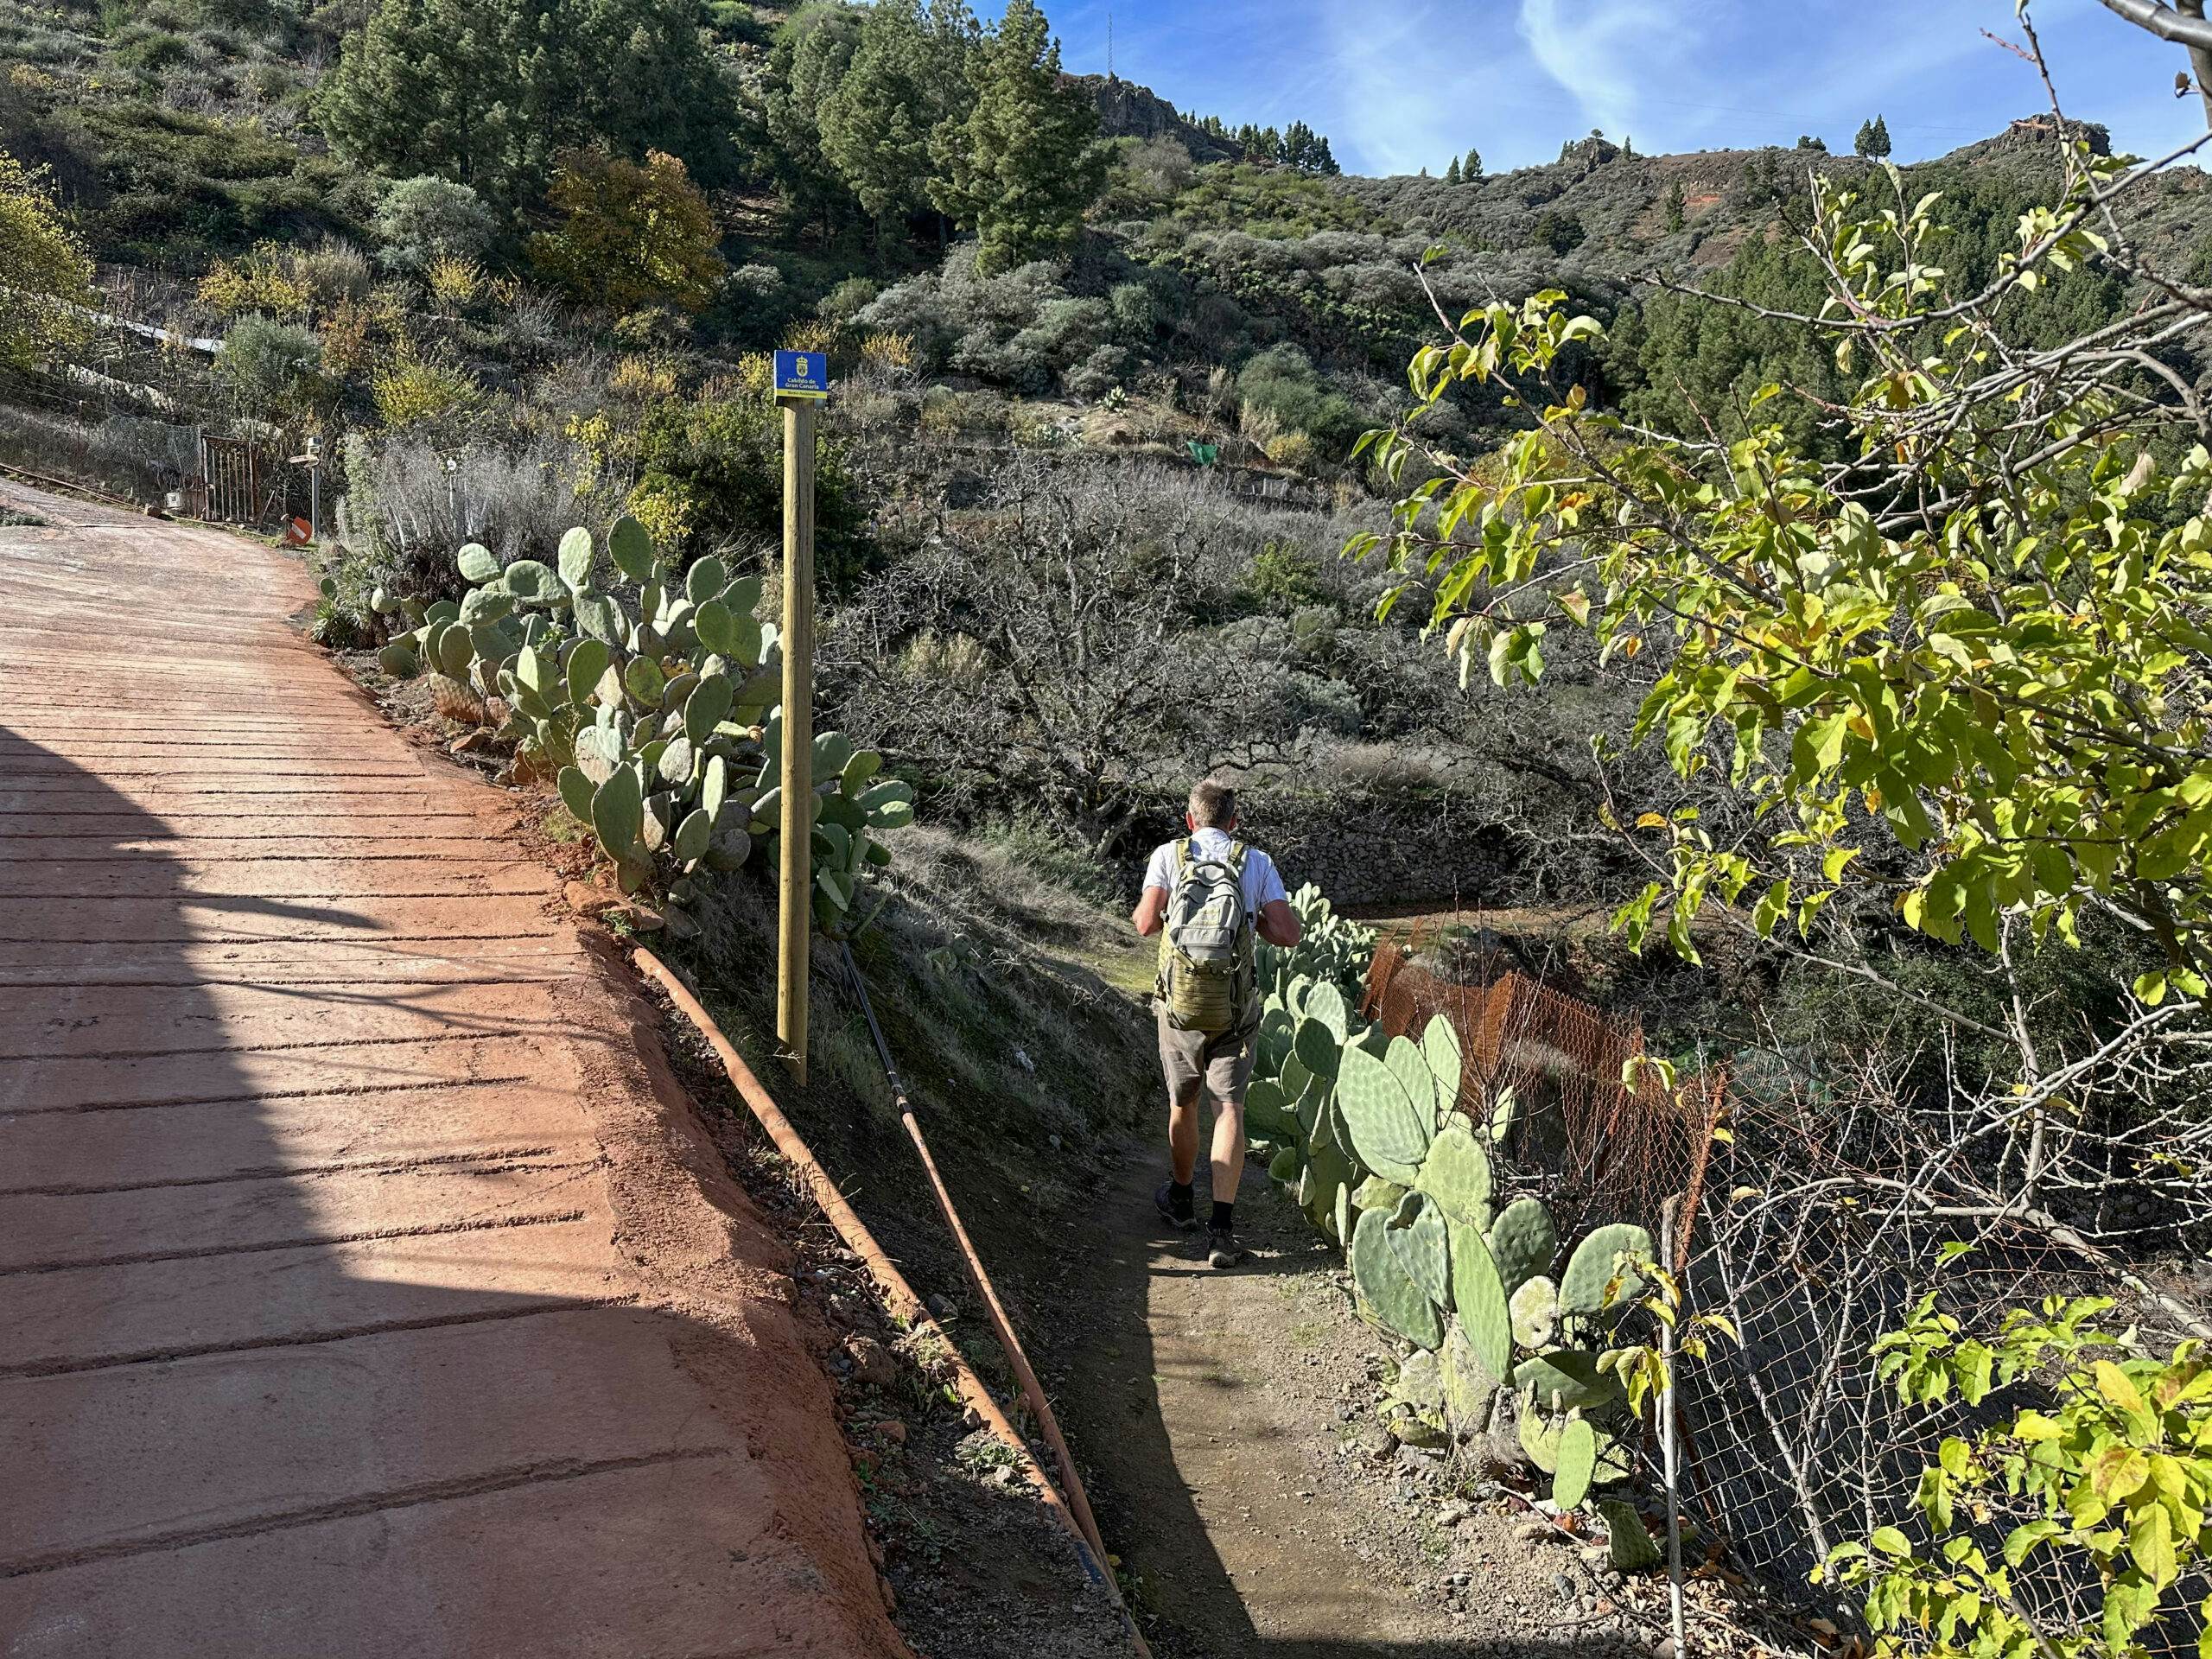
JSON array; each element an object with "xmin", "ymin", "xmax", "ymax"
[{"xmin": 1132, "ymin": 779, "xmax": 1301, "ymax": 1268}]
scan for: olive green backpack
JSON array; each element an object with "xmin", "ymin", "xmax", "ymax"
[{"xmin": 1155, "ymin": 838, "xmax": 1255, "ymax": 1035}]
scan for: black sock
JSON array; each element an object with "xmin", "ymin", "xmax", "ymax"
[
  {"xmin": 1211, "ymin": 1200, "xmax": 1234, "ymax": 1233},
  {"xmin": 1169, "ymin": 1179, "xmax": 1194, "ymax": 1219}
]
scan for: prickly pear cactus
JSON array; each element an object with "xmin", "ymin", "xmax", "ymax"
[
  {"xmin": 1412, "ymin": 1116, "xmax": 1491, "ymax": 1230},
  {"xmin": 1419, "ymin": 1015, "xmax": 1463, "ymax": 1123},
  {"xmin": 1552, "ymin": 1415, "xmax": 1597, "ymax": 1509},
  {"xmin": 1352, "ymin": 1174, "xmax": 1407, "ymax": 1213},
  {"xmin": 1599, "ymin": 1499, "xmax": 1662, "ymax": 1572},
  {"xmin": 1518, "ymin": 1397, "xmax": 1564, "ymax": 1473},
  {"xmin": 1513, "ymin": 1349, "xmax": 1623, "ymax": 1413},
  {"xmin": 1384, "ymin": 1190, "xmax": 1451, "ymax": 1309},
  {"xmin": 1510, "ymin": 1274, "xmax": 1560, "ymax": 1351},
  {"xmin": 1486, "ymin": 1197, "xmax": 1556, "ymax": 1296},
  {"xmin": 1351, "ymin": 1206, "xmax": 1443, "ymax": 1350},
  {"xmin": 372, "ymin": 514, "xmax": 905, "ymax": 920},
  {"xmin": 1559, "ymin": 1222, "xmax": 1653, "ymax": 1325},
  {"xmin": 1446, "ymin": 1217, "xmax": 1514, "ymax": 1382},
  {"xmin": 1336, "ymin": 1041, "xmax": 1432, "ymax": 1183},
  {"xmin": 1437, "ymin": 1316, "xmax": 1498, "ymax": 1426}
]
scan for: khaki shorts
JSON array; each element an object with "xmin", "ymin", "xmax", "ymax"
[{"xmin": 1156, "ymin": 1005, "xmax": 1257, "ymax": 1109}]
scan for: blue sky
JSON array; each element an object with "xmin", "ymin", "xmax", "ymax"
[{"xmin": 1010, "ymin": 1, "xmax": 2212, "ymax": 176}]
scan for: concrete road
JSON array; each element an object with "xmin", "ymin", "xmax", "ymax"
[{"xmin": 0, "ymin": 483, "xmax": 906, "ymax": 1658}]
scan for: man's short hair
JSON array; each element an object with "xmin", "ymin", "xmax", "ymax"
[{"xmin": 1188, "ymin": 779, "xmax": 1237, "ymax": 828}]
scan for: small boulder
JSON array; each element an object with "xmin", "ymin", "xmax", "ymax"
[{"xmin": 844, "ymin": 1336, "xmax": 899, "ymax": 1390}]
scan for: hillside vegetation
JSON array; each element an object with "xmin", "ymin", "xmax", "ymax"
[{"xmin": 13, "ymin": 3, "xmax": 2212, "ymax": 1648}]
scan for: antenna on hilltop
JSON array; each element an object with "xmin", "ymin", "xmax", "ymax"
[{"xmin": 1107, "ymin": 6, "xmax": 1114, "ymax": 78}]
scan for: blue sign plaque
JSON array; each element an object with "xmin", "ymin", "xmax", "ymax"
[{"xmin": 773, "ymin": 349, "xmax": 830, "ymax": 400}]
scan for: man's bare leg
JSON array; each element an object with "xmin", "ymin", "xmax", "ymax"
[
  {"xmin": 1167, "ymin": 1082, "xmax": 1202, "ymax": 1185},
  {"xmin": 1210, "ymin": 1098, "xmax": 1245, "ymax": 1205}
]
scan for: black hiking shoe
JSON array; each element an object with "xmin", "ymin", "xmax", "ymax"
[
  {"xmin": 1206, "ymin": 1227, "xmax": 1246, "ymax": 1269},
  {"xmin": 1154, "ymin": 1180, "xmax": 1197, "ymax": 1230}
]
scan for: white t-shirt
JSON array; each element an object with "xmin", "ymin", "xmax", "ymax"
[{"xmin": 1142, "ymin": 828, "xmax": 1289, "ymax": 918}]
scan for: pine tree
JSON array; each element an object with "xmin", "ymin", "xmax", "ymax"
[
  {"xmin": 1854, "ymin": 115, "xmax": 1891, "ymax": 158},
  {"xmin": 318, "ymin": 0, "xmax": 734, "ymax": 214},
  {"xmin": 1313, "ymin": 134, "xmax": 1338, "ymax": 175},
  {"xmin": 928, "ymin": 0, "xmax": 1103, "ymax": 274},
  {"xmin": 1464, "ymin": 147, "xmax": 1482, "ymax": 179},
  {"xmin": 1444, "ymin": 156, "xmax": 1461, "ymax": 186},
  {"xmin": 1662, "ymin": 175, "xmax": 1686, "ymax": 232},
  {"xmin": 764, "ymin": 3, "xmax": 866, "ymax": 232},
  {"xmin": 817, "ymin": 0, "xmax": 971, "ymax": 237}
]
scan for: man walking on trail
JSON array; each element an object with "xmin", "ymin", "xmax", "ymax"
[{"xmin": 1133, "ymin": 779, "xmax": 1301, "ymax": 1268}]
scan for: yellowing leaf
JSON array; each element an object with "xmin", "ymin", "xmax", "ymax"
[{"xmin": 2095, "ymin": 1359, "xmax": 2148, "ymax": 1418}]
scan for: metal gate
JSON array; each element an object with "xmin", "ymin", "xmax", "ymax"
[{"xmin": 198, "ymin": 431, "xmax": 270, "ymax": 525}]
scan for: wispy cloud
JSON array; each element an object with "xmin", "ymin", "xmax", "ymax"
[{"xmin": 1517, "ymin": 0, "xmax": 1692, "ymax": 137}]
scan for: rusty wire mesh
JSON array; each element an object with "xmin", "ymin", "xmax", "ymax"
[
  {"xmin": 1360, "ymin": 932, "xmax": 1719, "ymax": 1275},
  {"xmin": 1359, "ymin": 934, "xmax": 2208, "ymax": 1646}
]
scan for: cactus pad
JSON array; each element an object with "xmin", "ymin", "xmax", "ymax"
[
  {"xmin": 565, "ymin": 639, "xmax": 610, "ymax": 709},
  {"xmin": 456, "ymin": 543, "xmax": 499, "ymax": 583},
  {"xmin": 1352, "ymin": 1175, "xmax": 1407, "ymax": 1212},
  {"xmin": 1446, "ymin": 1217, "xmax": 1514, "ymax": 1382},
  {"xmin": 1486, "ymin": 1198, "xmax": 1556, "ymax": 1295},
  {"xmin": 1599, "ymin": 1501, "xmax": 1661, "ymax": 1572},
  {"xmin": 1336, "ymin": 1042, "xmax": 1432, "ymax": 1183},
  {"xmin": 1513, "ymin": 1350, "xmax": 1624, "ymax": 1413},
  {"xmin": 1413, "ymin": 1116, "xmax": 1492, "ymax": 1230},
  {"xmin": 503, "ymin": 559, "xmax": 562, "ymax": 603},
  {"xmin": 1384, "ymin": 1191, "xmax": 1450, "ymax": 1309},
  {"xmin": 1510, "ymin": 1275, "xmax": 1560, "ymax": 1350},
  {"xmin": 1419, "ymin": 1015, "xmax": 1464, "ymax": 1122},
  {"xmin": 1552, "ymin": 1417, "xmax": 1597, "ymax": 1510},
  {"xmin": 608, "ymin": 514, "xmax": 656, "ymax": 582},
  {"xmin": 1382, "ymin": 1034, "xmax": 1438, "ymax": 1129},
  {"xmin": 1518, "ymin": 1402, "xmax": 1564, "ymax": 1473},
  {"xmin": 1559, "ymin": 1223, "xmax": 1653, "ymax": 1323},
  {"xmin": 556, "ymin": 766, "xmax": 594, "ymax": 825},
  {"xmin": 1301, "ymin": 980, "xmax": 1347, "ymax": 1039},
  {"xmin": 1292, "ymin": 1016, "xmax": 1340, "ymax": 1082},
  {"xmin": 1351, "ymin": 1206, "xmax": 1443, "ymax": 1351},
  {"xmin": 590, "ymin": 765, "xmax": 644, "ymax": 862},
  {"xmin": 683, "ymin": 672, "xmax": 734, "ymax": 746},
  {"xmin": 1438, "ymin": 1316, "xmax": 1498, "ymax": 1428}
]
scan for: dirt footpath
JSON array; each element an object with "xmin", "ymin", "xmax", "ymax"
[{"xmin": 0, "ymin": 484, "xmax": 906, "ymax": 1657}]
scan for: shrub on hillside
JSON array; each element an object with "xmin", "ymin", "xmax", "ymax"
[
  {"xmin": 335, "ymin": 429, "xmax": 588, "ymax": 602},
  {"xmin": 855, "ymin": 249, "xmax": 1134, "ymax": 397},
  {"xmin": 631, "ymin": 392, "xmax": 868, "ymax": 582},
  {"xmin": 1236, "ymin": 343, "xmax": 1358, "ymax": 456},
  {"xmin": 371, "ymin": 175, "xmax": 495, "ymax": 275},
  {"xmin": 216, "ymin": 315, "xmax": 326, "ymax": 415},
  {"xmin": 529, "ymin": 148, "xmax": 723, "ymax": 315}
]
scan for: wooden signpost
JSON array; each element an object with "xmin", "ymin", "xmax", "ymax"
[{"xmin": 773, "ymin": 349, "xmax": 828, "ymax": 1084}]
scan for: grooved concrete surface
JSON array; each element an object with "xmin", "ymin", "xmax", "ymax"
[{"xmin": 0, "ymin": 485, "xmax": 907, "ymax": 1659}]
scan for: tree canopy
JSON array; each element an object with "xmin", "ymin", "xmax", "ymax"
[
  {"xmin": 316, "ymin": 0, "xmax": 735, "ymax": 213},
  {"xmin": 0, "ymin": 154, "xmax": 92, "ymax": 369},
  {"xmin": 928, "ymin": 0, "xmax": 1103, "ymax": 274}
]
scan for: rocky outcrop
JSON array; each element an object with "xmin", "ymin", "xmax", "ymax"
[{"xmin": 1065, "ymin": 72, "xmax": 1238, "ymax": 163}]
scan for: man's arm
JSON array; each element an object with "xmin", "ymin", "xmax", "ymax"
[
  {"xmin": 1256, "ymin": 897, "xmax": 1301, "ymax": 948},
  {"xmin": 1133, "ymin": 887, "xmax": 1168, "ymax": 937}
]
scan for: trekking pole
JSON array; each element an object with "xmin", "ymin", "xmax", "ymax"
[{"xmin": 837, "ymin": 939, "xmax": 1116, "ymax": 1573}]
